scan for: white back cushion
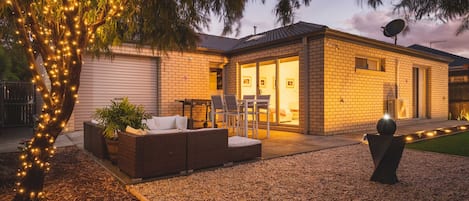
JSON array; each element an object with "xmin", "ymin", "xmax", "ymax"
[
  {"xmin": 176, "ymin": 116, "xmax": 188, "ymax": 130},
  {"xmin": 154, "ymin": 116, "xmax": 177, "ymax": 130},
  {"xmin": 143, "ymin": 118, "xmax": 158, "ymax": 130}
]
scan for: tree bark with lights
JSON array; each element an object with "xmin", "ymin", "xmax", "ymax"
[
  {"xmin": 5, "ymin": 1, "xmax": 126, "ymax": 200},
  {"xmin": 0, "ymin": 0, "xmax": 314, "ymax": 200}
]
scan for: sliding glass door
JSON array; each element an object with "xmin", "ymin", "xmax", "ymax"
[
  {"xmin": 240, "ymin": 56, "xmax": 299, "ymax": 126},
  {"xmin": 278, "ymin": 57, "xmax": 299, "ymax": 125}
]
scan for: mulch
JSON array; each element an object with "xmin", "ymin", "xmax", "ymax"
[{"xmin": 0, "ymin": 146, "xmax": 137, "ymax": 200}]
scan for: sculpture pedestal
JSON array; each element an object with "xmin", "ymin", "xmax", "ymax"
[{"xmin": 366, "ymin": 134, "xmax": 405, "ymax": 184}]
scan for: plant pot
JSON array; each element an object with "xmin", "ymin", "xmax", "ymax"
[{"xmin": 105, "ymin": 139, "xmax": 119, "ymax": 164}]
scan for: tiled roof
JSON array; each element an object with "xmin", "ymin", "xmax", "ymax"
[
  {"xmin": 198, "ymin": 21, "xmax": 327, "ymax": 53},
  {"xmin": 229, "ymin": 21, "xmax": 327, "ymax": 51},
  {"xmin": 198, "ymin": 33, "xmax": 239, "ymax": 52},
  {"xmin": 408, "ymin": 44, "xmax": 469, "ymax": 67}
]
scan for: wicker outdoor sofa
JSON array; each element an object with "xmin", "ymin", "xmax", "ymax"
[
  {"xmin": 83, "ymin": 121, "xmax": 262, "ymax": 179},
  {"xmin": 83, "ymin": 121, "xmax": 108, "ymax": 159}
]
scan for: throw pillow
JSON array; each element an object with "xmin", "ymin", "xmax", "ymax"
[{"xmin": 125, "ymin": 126, "xmax": 147, "ymax": 135}]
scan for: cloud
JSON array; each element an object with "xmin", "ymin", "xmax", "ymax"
[{"xmin": 346, "ymin": 10, "xmax": 469, "ymax": 58}]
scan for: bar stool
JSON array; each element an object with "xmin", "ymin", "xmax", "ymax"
[
  {"xmin": 224, "ymin": 95, "xmax": 243, "ymax": 135},
  {"xmin": 256, "ymin": 95, "xmax": 270, "ymax": 138},
  {"xmin": 242, "ymin": 95, "xmax": 257, "ymax": 138},
  {"xmin": 210, "ymin": 95, "xmax": 225, "ymax": 128}
]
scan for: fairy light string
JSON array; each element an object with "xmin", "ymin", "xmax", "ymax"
[{"xmin": 7, "ymin": 0, "xmax": 126, "ymax": 199}]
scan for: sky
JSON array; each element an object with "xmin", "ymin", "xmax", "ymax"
[{"xmin": 202, "ymin": 0, "xmax": 469, "ymax": 58}]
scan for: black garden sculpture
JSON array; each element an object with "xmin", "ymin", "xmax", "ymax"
[{"xmin": 366, "ymin": 114, "xmax": 405, "ymax": 184}]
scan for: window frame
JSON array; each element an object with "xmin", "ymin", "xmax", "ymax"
[{"xmin": 355, "ymin": 56, "xmax": 385, "ymax": 72}]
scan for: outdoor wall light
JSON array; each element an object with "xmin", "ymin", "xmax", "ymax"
[
  {"xmin": 459, "ymin": 126, "xmax": 467, "ymax": 130},
  {"xmin": 444, "ymin": 129, "xmax": 452, "ymax": 134}
]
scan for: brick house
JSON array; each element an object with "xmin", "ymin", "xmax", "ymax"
[{"xmin": 65, "ymin": 21, "xmax": 450, "ymax": 135}]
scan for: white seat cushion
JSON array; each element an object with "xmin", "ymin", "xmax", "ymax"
[
  {"xmin": 186, "ymin": 128, "xmax": 219, "ymax": 132},
  {"xmin": 147, "ymin": 129, "xmax": 182, "ymax": 135},
  {"xmin": 228, "ymin": 136, "xmax": 261, "ymax": 148}
]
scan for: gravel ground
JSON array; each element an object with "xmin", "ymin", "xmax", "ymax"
[
  {"xmin": 130, "ymin": 144, "xmax": 469, "ymax": 201},
  {"xmin": 0, "ymin": 146, "xmax": 137, "ymax": 200}
]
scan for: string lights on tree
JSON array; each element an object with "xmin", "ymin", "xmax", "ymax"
[{"xmin": 5, "ymin": 0, "xmax": 124, "ymax": 200}]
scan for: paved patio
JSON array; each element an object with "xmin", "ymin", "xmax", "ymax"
[
  {"xmin": 1, "ymin": 119, "xmax": 468, "ymax": 185},
  {"xmin": 249, "ymin": 119, "xmax": 469, "ymax": 159},
  {"xmin": 1, "ymin": 119, "xmax": 468, "ymax": 157}
]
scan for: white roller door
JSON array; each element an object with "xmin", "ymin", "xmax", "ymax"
[{"xmin": 72, "ymin": 54, "xmax": 158, "ymax": 130}]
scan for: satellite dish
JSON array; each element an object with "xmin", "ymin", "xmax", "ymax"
[{"xmin": 382, "ymin": 19, "xmax": 406, "ymax": 45}]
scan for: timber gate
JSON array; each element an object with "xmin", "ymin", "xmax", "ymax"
[{"xmin": 0, "ymin": 81, "xmax": 36, "ymax": 127}]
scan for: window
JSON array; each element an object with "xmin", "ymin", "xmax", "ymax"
[
  {"xmin": 209, "ymin": 68, "xmax": 223, "ymax": 90},
  {"xmin": 355, "ymin": 57, "xmax": 385, "ymax": 71}
]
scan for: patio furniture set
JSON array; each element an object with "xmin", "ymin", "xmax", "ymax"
[
  {"xmin": 210, "ymin": 94, "xmax": 271, "ymax": 139},
  {"xmin": 83, "ymin": 114, "xmax": 262, "ymax": 179}
]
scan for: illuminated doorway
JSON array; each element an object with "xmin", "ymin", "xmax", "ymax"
[
  {"xmin": 240, "ymin": 56, "xmax": 299, "ymax": 126},
  {"xmin": 412, "ymin": 67, "xmax": 429, "ymax": 118}
]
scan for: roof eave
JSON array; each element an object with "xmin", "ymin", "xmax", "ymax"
[
  {"xmin": 324, "ymin": 29, "xmax": 453, "ymax": 63},
  {"xmin": 196, "ymin": 47, "xmax": 226, "ymax": 54},
  {"xmin": 225, "ymin": 32, "xmax": 317, "ymax": 55},
  {"xmin": 225, "ymin": 28, "xmax": 452, "ymax": 63}
]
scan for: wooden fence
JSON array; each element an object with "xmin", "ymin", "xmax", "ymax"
[
  {"xmin": 449, "ymin": 82, "xmax": 469, "ymax": 120},
  {"xmin": 0, "ymin": 81, "xmax": 36, "ymax": 127}
]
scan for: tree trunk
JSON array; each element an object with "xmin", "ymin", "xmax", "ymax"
[
  {"xmin": 13, "ymin": 126, "xmax": 60, "ymax": 200},
  {"xmin": 13, "ymin": 60, "xmax": 81, "ymax": 200}
]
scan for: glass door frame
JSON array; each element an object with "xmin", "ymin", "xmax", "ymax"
[{"xmin": 239, "ymin": 55, "xmax": 299, "ymax": 126}]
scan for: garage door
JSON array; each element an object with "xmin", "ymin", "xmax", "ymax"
[{"xmin": 72, "ymin": 54, "xmax": 158, "ymax": 130}]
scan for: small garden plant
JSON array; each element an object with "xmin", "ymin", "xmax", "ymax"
[{"xmin": 94, "ymin": 97, "xmax": 149, "ymax": 139}]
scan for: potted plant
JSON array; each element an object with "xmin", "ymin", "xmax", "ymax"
[{"xmin": 94, "ymin": 97, "xmax": 149, "ymax": 162}]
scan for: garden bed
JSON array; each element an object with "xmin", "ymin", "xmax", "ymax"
[{"xmin": 0, "ymin": 146, "xmax": 137, "ymax": 200}]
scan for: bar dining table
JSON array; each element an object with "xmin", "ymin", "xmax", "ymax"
[{"xmin": 240, "ymin": 99, "xmax": 270, "ymax": 139}]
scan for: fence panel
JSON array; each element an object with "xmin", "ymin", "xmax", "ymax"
[{"xmin": 0, "ymin": 81, "xmax": 36, "ymax": 127}]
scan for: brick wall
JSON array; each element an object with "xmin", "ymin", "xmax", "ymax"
[
  {"xmin": 308, "ymin": 38, "xmax": 325, "ymax": 135},
  {"xmin": 110, "ymin": 45, "xmax": 227, "ymax": 127},
  {"xmin": 110, "ymin": 38, "xmax": 448, "ymax": 135},
  {"xmin": 159, "ymin": 51, "xmax": 226, "ymax": 121},
  {"xmin": 321, "ymin": 37, "xmax": 448, "ymax": 135}
]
